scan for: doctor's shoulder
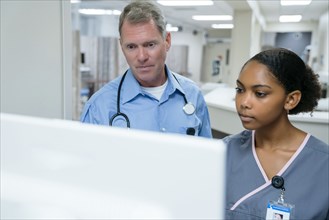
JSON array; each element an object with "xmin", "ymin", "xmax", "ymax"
[
  {"xmin": 86, "ymin": 79, "xmax": 119, "ymax": 105},
  {"xmin": 173, "ymin": 73, "xmax": 205, "ymax": 100},
  {"xmin": 80, "ymin": 80, "xmax": 120, "ymax": 123},
  {"xmin": 172, "ymin": 72, "xmax": 198, "ymax": 87}
]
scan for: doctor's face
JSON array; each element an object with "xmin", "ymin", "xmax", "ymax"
[{"xmin": 120, "ymin": 19, "xmax": 171, "ymax": 87}]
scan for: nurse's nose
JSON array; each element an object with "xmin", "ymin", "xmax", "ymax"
[{"xmin": 239, "ymin": 93, "xmax": 252, "ymax": 109}]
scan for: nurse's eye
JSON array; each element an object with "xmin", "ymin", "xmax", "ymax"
[
  {"xmin": 255, "ymin": 91, "xmax": 267, "ymax": 98},
  {"xmin": 235, "ymin": 87, "xmax": 244, "ymax": 93}
]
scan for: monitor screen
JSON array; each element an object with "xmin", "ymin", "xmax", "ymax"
[{"xmin": 1, "ymin": 113, "xmax": 226, "ymax": 219}]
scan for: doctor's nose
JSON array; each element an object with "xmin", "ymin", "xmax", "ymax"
[{"xmin": 137, "ymin": 48, "xmax": 148, "ymax": 63}]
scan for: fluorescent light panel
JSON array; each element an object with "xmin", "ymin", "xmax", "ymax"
[
  {"xmin": 157, "ymin": 0, "xmax": 213, "ymax": 6},
  {"xmin": 192, "ymin": 15, "xmax": 232, "ymax": 21},
  {"xmin": 112, "ymin": 10, "xmax": 121, "ymax": 15},
  {"xmin": 167, "ymin": 27, "xmax": 179, "ymax": 32},
  {"xmin": 280, "ymin": 0, "xmax": 312, "ymax": 6},
  {"xmin": 211, "ymin": 24, "xmax": 234, "ymax": 29},
  {"xmin": 166, "ymin": 24, "xmax": 179, "ymax": 32},
  {"xmin": 279, "ymin": 15, "xmax": 302, "ymax": 22},
  {"xmin": 166, "ymin": 27, "xmax": 179, "ymax": 32},
  {"xmin": 79, "ymin": 9, "xmax": 121, "ymax": 15}
]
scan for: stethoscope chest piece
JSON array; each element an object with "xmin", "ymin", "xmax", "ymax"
[
  {"xmin": 109, "ymin": 112, "xmax": 130, "ymax": 128},
  {"xmin": 183, "ymin": 102, "xmax": 195, "ymax": 115}
]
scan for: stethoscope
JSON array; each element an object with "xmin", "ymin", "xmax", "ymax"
[{"xmin": 109, "ymin": 70, "xmax": 196, "ymax": 135}]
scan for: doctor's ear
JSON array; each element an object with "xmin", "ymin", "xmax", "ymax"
[
  {"xmin": 284, "ymin": 90, "xmax": 301, "ymax": 112},
  {"xmin": 165, "ymin": 32, "xmax": 171, "ymax": 51}
]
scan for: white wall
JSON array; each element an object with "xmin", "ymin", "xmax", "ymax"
[
  {"xmin": 0, "ymin": 1, "xmax": 72, "ymax": 119},
  {"xmin": 249, "ymin": 13, "xmax": 262, "ymax": 58},
  {"xmin": 201, "ymin": 42, "xmax": 230, "ymax": 83},
  {"xmin": 227, "ymin": 10, "xmax": 253, "ymax": 87},
  {"xmin": 80, "ymin": 15, "xmax": 120, "ymax": 38},
  {"xmin": 170, "ymin": 31, "xmax": 205, "ymax": 83},
  {"xmin": 317, "ymin": 11, "xmax": 329, "ymax": 74}
]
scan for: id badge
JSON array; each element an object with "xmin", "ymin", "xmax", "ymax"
[{"xmin": 266, "ymin": 200, "xmax": 295, "ymax": 220}]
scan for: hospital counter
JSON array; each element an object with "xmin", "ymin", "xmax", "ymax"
[{"xmin": 204, "ymin": 87, "xmax": 329, "ymax": 144}]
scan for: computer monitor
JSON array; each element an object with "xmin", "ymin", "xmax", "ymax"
[{"xmin": 1, "ymin": 113, "xmax": 227, "ymax": 219}]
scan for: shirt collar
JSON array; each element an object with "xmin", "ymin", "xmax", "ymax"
[
  {"xmin": 121, "ymin": 70, "xmax": 142, "ymax": 104},
  {"xmin": 121, "ymin": 65, "xmax": 186, "ymax": 104},
  {"xmin": 165, "ymin": 65, "xmax": 186, "ymax": 96}
]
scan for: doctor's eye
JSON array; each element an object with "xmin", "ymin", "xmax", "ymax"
[
  {"xmin": 146, "ymin": 42, "xmax": 156, "ymax": 48},
  {"xmin": 126, "ymin": 44, "xmax": 136, "ymax": 50}
]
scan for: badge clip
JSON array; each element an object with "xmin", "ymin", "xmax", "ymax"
[{"xmin": 266, "ymin": 175, "xmax": 295, "ymax": 220}]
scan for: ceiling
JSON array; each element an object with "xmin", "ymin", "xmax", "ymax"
[{"xmin": 77, "ymin": 0, "xmax": 329, "ymax": 31}]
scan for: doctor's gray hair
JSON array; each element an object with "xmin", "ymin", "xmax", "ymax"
[{"xmin": 118, "ymin": 1, "xmax": 167, "ymax": 39}]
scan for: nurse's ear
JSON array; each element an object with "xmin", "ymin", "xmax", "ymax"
[{"xmin": 284, "ymin": 90, "xmax": 301, "ymax": 112}]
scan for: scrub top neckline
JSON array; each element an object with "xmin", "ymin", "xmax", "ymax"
[{"xmin": 251, "ymin": 130, "xmax": 311, "ymax": 182}]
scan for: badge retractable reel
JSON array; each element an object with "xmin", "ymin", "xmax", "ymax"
[{"xmin": 265, "ymin": 175, "xmax": 295, "ymax": 220}]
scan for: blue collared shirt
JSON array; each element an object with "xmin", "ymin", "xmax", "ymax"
[{"xmin": 80, "ymin": 66, "xmax": 212, "ymax": 138}]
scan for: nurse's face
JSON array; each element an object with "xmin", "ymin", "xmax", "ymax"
[
  {"xmin": 235, "ymin": 61, "xmax": 287, "ymax": 131},
  {"xmin": 120, "ymin": 19, "xmax": 171, "ymax": 87}
]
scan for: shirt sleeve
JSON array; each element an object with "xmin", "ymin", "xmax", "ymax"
[
  {"xmin": 196, "ymin": 91, "xmax": 213, "ymax": 138},
  {"xmin": 80, "ymin": 102, "xmax": 93, "ymax": 123},
  {"xmin": 80, "ymin": 102, "xmax": 104, "ymax": 125}
]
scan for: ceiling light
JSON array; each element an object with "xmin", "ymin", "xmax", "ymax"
[
  {"xmin": 71, "ymin": 0, "xmax": 81, "ymax": 3},
  {"xmin": 112, "ymin": 10, "xmax": 121, "ymax": 15},
  {"xmin": 192, "ymin": 15, "xmax": 232, "ymax": 21},
  {"xmin": 79, "ymin": 9, "xmax": 121, "ymax": 15},
  {"xmin": 211, "ymin": 24, "xmax": 234, "ymax": 29},
  {"xmin": 157, "ymin": 0, "xmax": 213, "ymax": 6},
  {"xmin": 79, "ymin": 9, "xmax": 107, "ymax": 15},
  {"xmin": 279, "ymin": 15, "xmax": 302, "ymax": 22},
  {"xmin": 280, "ymin": 0, "xmax": 312, "ymax": 6},
  {"xmin": 166, "ymin": 24, "xmax": 182, "ymax": 32},
  {"xmin": 166, "ymin": 26, "xmax": 179, "ymax": 32}
]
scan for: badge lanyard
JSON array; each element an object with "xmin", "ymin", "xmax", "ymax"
[{"xmin": 266, "ymin": 175, "xmax": 295, "ymax": 220}]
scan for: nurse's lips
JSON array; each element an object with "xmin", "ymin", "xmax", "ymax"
[{"xmin": 239, "ymin": 114, "xmax": 254, "ymax": 122}]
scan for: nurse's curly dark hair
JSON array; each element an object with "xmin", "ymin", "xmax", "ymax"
[{"xmin": 242, "ymin": 48, "xmax": 321, "ymax": 115}]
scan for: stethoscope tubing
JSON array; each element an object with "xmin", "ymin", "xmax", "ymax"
[
  {"xmin": 109, "ymin": 71, "xmax": 130, "ymax": 127},
  {"xmin": 109, "ymin": 70, "xmax": 194, "ymax": 129}
]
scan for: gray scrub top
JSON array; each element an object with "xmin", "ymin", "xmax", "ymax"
[{"xmin": 223, "ymin": 130, "xmax": 329, "ymax": 220}]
